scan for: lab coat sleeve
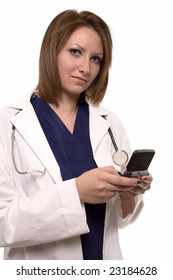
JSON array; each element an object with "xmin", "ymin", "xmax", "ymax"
[
  {"xmin": 108, "ymin": 111, "xmax": 144, "ymax": 228},
  {"xmin": 114, "ymin": 195, "xmax": 144, "ymax": 228},
  {"xmin": 0, "ymin": 137, "xmax": 89, "ymax": 248}
]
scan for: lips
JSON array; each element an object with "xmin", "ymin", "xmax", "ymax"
[{"xmin": 71, "ymin": 76, "xmax": 87, "ymax": 83}]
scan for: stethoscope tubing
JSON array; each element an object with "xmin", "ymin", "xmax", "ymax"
[{"xmin": 11, "ymin": 125, "xmax": 46, "ymax": 175}]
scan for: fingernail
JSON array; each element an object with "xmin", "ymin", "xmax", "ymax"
[
  {"xmin": 136, "ymin": 180, "xmax": 143, "ymax": 187},
  {"xmin": 143, "ymin": 179, "xmax": 150, "ymax": 184}
]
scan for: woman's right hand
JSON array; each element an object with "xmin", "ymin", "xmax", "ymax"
[{"xmin": 75, "ymin": 166, "xmax": 139, "ymax": 204}]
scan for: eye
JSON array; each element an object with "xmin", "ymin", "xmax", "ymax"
[
  {"xmin": 69, "ymin": 48, "xmax": 81, "ymax": 56},
  {"xmin": 91, "ymin": 55, "xmax": 102, "ymax": 64}
]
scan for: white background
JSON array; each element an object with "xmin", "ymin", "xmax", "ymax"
[{"xmin": 0, "ymin": 0, "xmax": 172, "ymax": 261}]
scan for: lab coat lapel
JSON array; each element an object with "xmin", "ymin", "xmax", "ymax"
[
  {"xmin": 10, "ymin": 95, "xmax": 61, "ymax": 182},
  {"xmin": 89, "ymin": 104, "xmax": 112, "ymax": 166}
]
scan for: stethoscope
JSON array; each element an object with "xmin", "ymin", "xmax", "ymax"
[
  {"xmin": 107, "ymin": 126, "xmax": 128, "ymax": 165},
  {"xmin": 11, "ymin": 120, "xmax": 128, "ymax": 175},
  {"xmin": 102, "ymin": 115, "xmax": 128, "ymax": 166}
]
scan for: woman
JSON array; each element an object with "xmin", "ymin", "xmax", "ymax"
[{"xmin": 0, "ymin": 9, "xmax": 152, "ymax": 260}]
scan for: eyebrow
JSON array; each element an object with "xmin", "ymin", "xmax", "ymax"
[{"xmin": 72, "ymin": 44, "xmax": 103, "ymax": 56}]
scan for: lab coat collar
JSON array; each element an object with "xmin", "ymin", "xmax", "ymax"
[{"xmin": 9, "ymin": 92, "xmax": 62, "ymax": 182}]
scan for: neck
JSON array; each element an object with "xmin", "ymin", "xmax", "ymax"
[{"xmin": 49, "ymin": 94, "xmax": 78, "ymax": 117}]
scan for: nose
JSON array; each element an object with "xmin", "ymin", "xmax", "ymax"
[{"xmin": 78, "ymin": 57, "xmax": 90, "ymax": 74}]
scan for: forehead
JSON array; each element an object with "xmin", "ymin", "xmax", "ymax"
[{"xmin": 65, "ymin": 27, "xmax": 103, "ymax": 52}]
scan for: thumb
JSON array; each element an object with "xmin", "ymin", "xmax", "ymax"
[{"xmin": 100, "ymin": 165, "xmax": 118, "ymax": 175}]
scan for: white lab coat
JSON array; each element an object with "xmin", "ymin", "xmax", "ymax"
[{"xmin": 0, "ymin": 92, "xmax": 143, "ymax": 260}]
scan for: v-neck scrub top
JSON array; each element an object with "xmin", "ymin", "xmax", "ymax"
[{"xmin": 31, "ymin": 96, "xmax": 106, "ymax": 260}]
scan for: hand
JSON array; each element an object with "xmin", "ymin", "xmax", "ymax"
[
  {"xmin": 75, "ymin": 166, "xmax": 141, "ymax": 204},
  {"xmin": 127, "ymin": 174, "xmax": 153, "ymax": 196}
]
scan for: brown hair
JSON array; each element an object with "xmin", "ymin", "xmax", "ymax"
[{"xmin": 36, "ymin": 9, "xmax": 112, "ymax": 105}]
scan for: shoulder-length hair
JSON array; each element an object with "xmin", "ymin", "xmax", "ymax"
[{"xmin": 36, "ymin": 9, "xmax": 112, "ymax": 106}]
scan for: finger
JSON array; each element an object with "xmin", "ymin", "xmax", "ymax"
[
  {"xmin": 141, "ymin": 174, "xmax": 153, "ymax": 184},
  {"xmin": 99, "ymin": 171, "xmax": 134, "ymax": 189},
  {"xmin": 129, "ymin": 182, "xmax": 151, "ymax": 195},
  {"xmin": 137, "ymin": 183, "xmax": 151, "ymax": 191},
  {"xmin": 102, "ymin": 182, "xmax": 132, "ymax": 193},
  {"xmin": 112, "ymin": 174, "xmax": 140, "ymax": 188}
]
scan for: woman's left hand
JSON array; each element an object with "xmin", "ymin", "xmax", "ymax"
[{"xmin": 127, "ymin": 174, "xmax": 153, "ymax": 195}]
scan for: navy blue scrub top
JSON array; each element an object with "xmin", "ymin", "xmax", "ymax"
[{"xmin": 31, "ymin": 95, "xmax": 106, "ymax": 260}]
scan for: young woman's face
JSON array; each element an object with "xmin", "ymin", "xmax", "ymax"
[{"xmin": 57, "ymin": 27, "xmax": 103, "ymax": 98}]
